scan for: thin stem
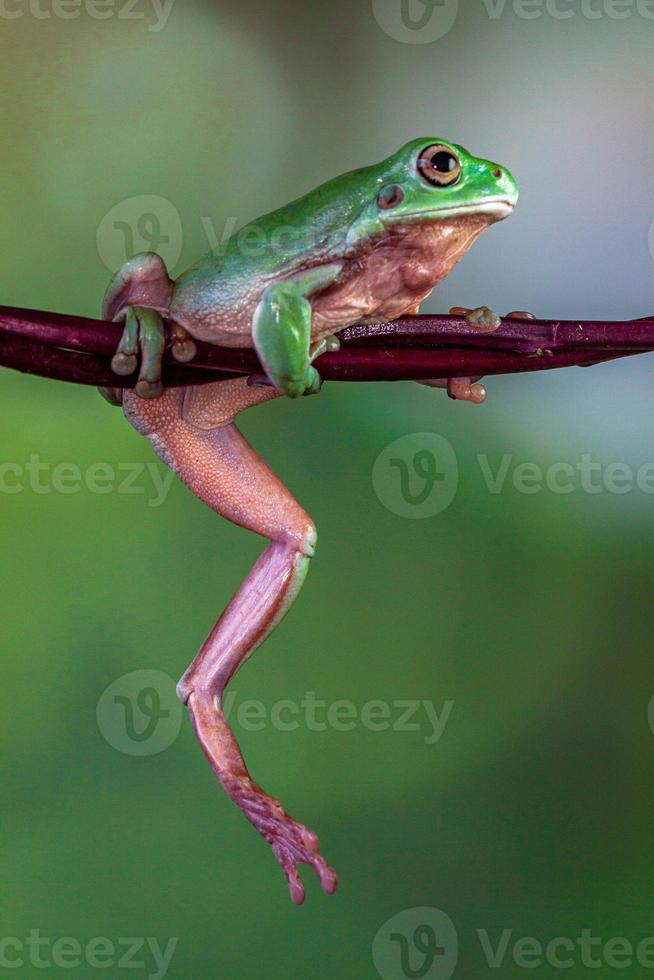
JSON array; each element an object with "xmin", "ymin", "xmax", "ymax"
[{"xmin": 0, "ymin": 304, "xmax": 651, "ymax": 390}]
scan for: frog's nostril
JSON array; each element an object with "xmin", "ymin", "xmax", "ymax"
[{"xmin": 492, "ymin": 168, "xmax": 502, "ymax": 179}]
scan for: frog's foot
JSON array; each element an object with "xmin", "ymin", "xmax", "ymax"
[
  {"xmin": 110, "ymin": 308, "xmax": 197, "ymax": 399},
  {"xmin": 110, "ymin": 305, "xmax": 166, "ymax": 399},
  {"xmin": 220, "ymin": 769, "xmax": 337, "ymax": 905},
  {"xmin": 449, "ymin": 305, "xmax": 502, "ymax": 332}
]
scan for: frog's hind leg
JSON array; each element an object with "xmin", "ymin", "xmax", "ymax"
[{"xmin": 123, "ymin": 378, "xmax": 337, "ymax": 905}]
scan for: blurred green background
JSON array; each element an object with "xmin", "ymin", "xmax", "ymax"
[{"xmin": 2, "ymin": 1, "xmax": 654, "ymax": 977}]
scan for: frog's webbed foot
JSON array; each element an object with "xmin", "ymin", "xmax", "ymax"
[
  {"xmin": 110, "ymin": 305, "xmax": 166, "ymax": 399},
  {"xmin": 110, "ymin": 307, "xmax": 197, "ymax": 400},
  {"xmin": 191, "ymin": 696, "xmax": 337, "ymax": 905},
  {"xmin": 102, "ymin": 252, "xmax": 196, "ymax": 401}
]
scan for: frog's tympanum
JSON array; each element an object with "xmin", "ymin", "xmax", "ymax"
[{"xmin": 101, "ymin": 139, "xmax": 518, "ymax": 903}]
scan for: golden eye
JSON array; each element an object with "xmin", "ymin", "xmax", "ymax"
[{"xmin": 417, "ymin": 144, "xmax": 461, "ymax": 187}]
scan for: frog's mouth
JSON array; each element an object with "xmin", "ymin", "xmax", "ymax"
[{"xmin": 386, "ymin": 199, "xmax": 516, "ymax": 222}]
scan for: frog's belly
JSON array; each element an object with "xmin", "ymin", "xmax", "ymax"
[
  {"xmin": 311, "ymin": 260, "xmax": 430, "ymax": 333},
  {"xmin": 169, "ymin": 275, "xmax": 368, "ymax": 349},
  {"xmin": 169, "ymin": 252, "xmax": 431, "ymax": 347}
]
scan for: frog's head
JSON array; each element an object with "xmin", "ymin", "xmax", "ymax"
[
  {"xmin": 346, "ymin": 137, "xmax": 518, "ymax": 247},
  {"xmin": 375, "ymin": 137, "xmax": 517, "ymax": 224}
]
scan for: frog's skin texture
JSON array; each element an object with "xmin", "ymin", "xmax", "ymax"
[{"xmin": 103, "ymin": 139, "xmax": 518, "ymax": 903}]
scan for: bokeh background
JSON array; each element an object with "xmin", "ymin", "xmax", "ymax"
[{"xmin": 2, "ymin": 1, "xmax": 654, "ymax": 977}]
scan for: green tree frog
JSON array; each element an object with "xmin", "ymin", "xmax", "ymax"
[{"xmin": 101, "ymin": 138, "xmax": 518, "ymax": 904}]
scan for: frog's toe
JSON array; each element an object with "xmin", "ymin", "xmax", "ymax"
[
  {"xmin": 448, "ymin": 377, "xmax": 487, "ymax": 404},
  {"xmin": 505, "ymin": 310, "xmax": 537, "ymax": 320},
  {"xmin": 111, "ymin": 309, "xmax": 139, "ymax": 375},
  {"xmin": 222, "ymin": 772, "xmax": 337, "ymax": 905},
  {"xmin": 302, "ymin": 366, "xmax": 323, "ymax": 396},
  {"xmin": 170, "ymin": 321, "xmax": 198, "ymax": 363},
  {"xmin": 135, "ymin": 378, "xmax": 164, "ymax": 400},
  {"xmin": 282, "ymin": 366, "xmax": 322, "ymax": 398},
  {"xmin": 111, "ymin": 351, "xmax": 138, "ymax": 376},
  {"xmin": 310, "ymin": 333, "xmax": 341, "ymax": 361}
]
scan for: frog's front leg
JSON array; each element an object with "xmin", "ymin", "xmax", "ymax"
[
  {"xmin": 123, "ymin": 378, "xmax": 337, "ymax": 905},
  {"xmin": 252, "ymin": 264, "xmax": 342, "ymax": 398},
  {"xmin": 103, "ymin": 252, "xmax": 197, "ymax": 400}
]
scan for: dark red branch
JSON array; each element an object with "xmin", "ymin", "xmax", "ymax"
[{"xmin": 0, "ymin": 305, "xmax": 652, "ymax": 390}]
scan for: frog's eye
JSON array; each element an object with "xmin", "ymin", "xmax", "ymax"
[
  {"xmin": 417, "ymin": 145, "xmax": 461, "ymax": 187},
  {"xmin": 377, "ymin": 184, "xmax": 405, "ymax": 210}
]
